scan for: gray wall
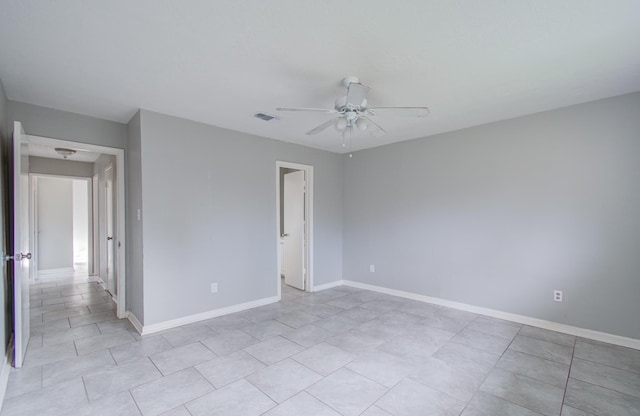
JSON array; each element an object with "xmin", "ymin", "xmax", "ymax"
[
  {"xmin": 29, "ymin": 156, "xmax": 93, "ymax": 178},
  {"xmin": 36, "ymin": 177, "xmax": 73, "ymax": 270},
  {"xmin": 72, "ymin": 179, "xmax": 91, "ymax": 269},
  {"xmin": 343, "ymin": 92, "xmax": 640, "ymax": 339},
  {"xmin": 0, "ymin": 78, "xmax": 8, "ymax": 363},
  {"xmin": 126, "ymin": 111, "xmax": 144, "ymax": 321},
  {"xmin": 138, "ymin": 110, "xmax": 343, "ymax": 325},
  {"xmin": 7, "ymin": 101, "xmax": 127, "ymax": 150}
]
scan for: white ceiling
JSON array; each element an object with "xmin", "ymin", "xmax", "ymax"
[{"xmin": 1, "ymin": 1, "xmax": 639, "ymax": 153}]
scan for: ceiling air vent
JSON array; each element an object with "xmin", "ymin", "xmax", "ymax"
[{"xmin": 254, "ymin": 113, "xmax": 279, "ymax": 122}]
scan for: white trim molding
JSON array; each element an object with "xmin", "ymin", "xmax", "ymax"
[
  {"xmin": 128, "ymin": 279, "xmax": 639, "ymax": 350},
  {"xmin": 276, "ymin": 161, "xmax": 314, "ymax": 296},
  {"xmin": 126, "ymin": 311, "xmax": 144, "ymax": 335},
  {"xmin": 342, "ymin": 280, "xmax": 640, "ymax": 350},
  {"xmin": 126, "ymin": 295, "xmax": 280, "ymax": 336},
  {"xmin": 312, "ymin": 280, "xmax": 343, "ymax": 292},
  {"xmin": 37, "ymin": 267, "xmax": 75, "ymax": 276},
  {"xmin": 25, "ymin": 134, "xmax": 127, "ymax": 320}
]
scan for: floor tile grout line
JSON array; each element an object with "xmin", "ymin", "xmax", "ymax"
[
  {"xmin": 243, "ymin": 375, "xmax": 284, "ymax": 406},
  {"xmin": 191, "ymin": 365, "xmax": 218, "ymax": 391},
  {"xmin": 446, "ymin": 337, "xmax": 503, "ymax": 358},
  {"xmin": 565, "ymin": 372, "xmax": 640, "ymax": 401},
  {"xmin": 107, "ymin": 346, "xmax": 118, "ymax": 367},
  {"xmin": 568, "ymin": 353, "xmax": 640, "ymax": 377},
  {"xmin": 299, "ymin": 355, "xmax": 392, "ymax": 409},
  {"xmin": 126, "ymin": 368, "xmax": 217, "ymax": 412},
  {"xmin": 197, "ymin": 339, "xmax": 219, "ymax": 357},
  {"xmin": 490, "ymin": 359, "xmax": 570, "ymax": 389},
  {"xmin": 560, "ymin": 336, "xmax": 578, "ymax": 413},
  {"xmin": 303, "ymin": 382, "xmax": 355, "ymax": 416},
  {"xmin": 80, "ymin": 372, "xmax": 91, "ymax": 409},
  {"xmin": 451, "ymin": 329, "xmax": 515, "ymax": 416},
  {"xmin": 127, "ymin": 390, "xmax": 144, "ymax": 416},
  {"xmin": 514, "ymin": 332, "xmax": 576, "ymax": 348},
  {"xmin": 501, "ymin": 346, "xmax": 572, "ymax": 368},
  {"xmin": 458, "ymin": 324, "xmax": 550, "ymax": 416},
  {"xmin": 184, "ymin": 376, "xmax": 265, "ymax": 414}
]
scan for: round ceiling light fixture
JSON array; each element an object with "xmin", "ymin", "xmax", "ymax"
[{"xmin": 54, "ymin": 147, "xmax": 76, "ymax": 159}]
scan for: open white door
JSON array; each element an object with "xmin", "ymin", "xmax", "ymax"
[
  {"xmin": 13, "ymin": 121, "xmax": 31, "ymax": 367},
  {"xmin": 283, "ymin": 170, "xmax": 305, "ymax": 290},
  {"xmin": 104, "ymin": 164, "xmax": 116, "ymax": 296}
]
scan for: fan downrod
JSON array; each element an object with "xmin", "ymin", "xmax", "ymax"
[{"xmin": 342, "ymin": 76, "xmax": 360, "ymax": 88}]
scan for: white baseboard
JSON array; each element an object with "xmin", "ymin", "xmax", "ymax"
[
  {"xmin": 127, "ymin": 295, "xmax": 281, "ymax": 336},
  {"xmin": 38, "ymin": 267, "xmax": 74, "ymax": 276},
  {"xmin": 126, "ymin": 311, "xmax": 144, "ymax": 335},
  {"xmin": 312, "ymin": 280, "xmax": 343, "ymax": 292},
  {"xmin": 126, "ymin": 279, "xmax": 638, "ymax": 350},
  {"xmin": 342, "ymin": 280, "xmax": 640, "ymax": 350},
  {"xmin": 0, "ymin": 338, "xmax": 14, "ymax": 408}
]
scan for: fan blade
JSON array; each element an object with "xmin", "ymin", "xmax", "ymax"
[
  {"xmin": 346, "ymin": 83, "xmax": 370, "ymax": 106},
  {"xmin": 365, "ymin": 107, "xmax": 430, "ymax": 117},
  {"xmin": 306, "ymin": 118, "xmax": 337, "ymax": 135},
  {"xmin": 276, "ymin": 107, "xmax": 337, "ymax": 113},
  {"xmin": 361, "ymin": 117, "xmax": 386, "ymax": 137}
]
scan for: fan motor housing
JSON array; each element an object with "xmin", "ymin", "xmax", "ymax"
[{"xmin": 335, "ymin": 96, "xmax": 367, "ymax": 111}]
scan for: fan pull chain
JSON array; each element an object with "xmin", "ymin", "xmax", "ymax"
[{"xmin": 348, "ymin": 126, "xmax": 353, "ymax": 158}]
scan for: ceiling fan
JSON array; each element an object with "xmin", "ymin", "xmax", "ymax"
[{"xmin": 276, "ymin": 76, "xmax": 430, "ymax": 142}]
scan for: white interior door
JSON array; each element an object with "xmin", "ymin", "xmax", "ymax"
[
  {"xmin": 13, "ymin": 121, "xmax": 31, "ymax": 367},
  {"xmin": 283, "ymin": 170, "xmax": 305, "ymax": 290},
  {"xmin": 104, "ymin": 164, "xmax": 116, "ymax": 296}
]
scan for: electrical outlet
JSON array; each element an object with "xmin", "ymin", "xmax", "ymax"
[
  {"xmin": 211, "ymin": 283, "xmax": 218, "ymax": 293},
  {"xmin": 369, "ymin": 264, "xmax": 375, "ymax": 273},
  {"xmin": 554, "ymin": 290, "xmax": 563, "ymax": 302}
]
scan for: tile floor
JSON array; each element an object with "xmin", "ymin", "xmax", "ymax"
[{"xmin": 2, "ymin": 274, "xmax": 640, "ymax": 415}]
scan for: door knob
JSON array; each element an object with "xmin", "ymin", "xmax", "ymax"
[
  {"xmin": 17, "ymin": 252, "xmax": 32, "ymax": 260},
  {"xmin": 107, "ymin": 236, "xmax": 113, "ymax": 241},
  {"xmin": 281, "ymin": 233, "xmax": 289, "ymax": 237}
]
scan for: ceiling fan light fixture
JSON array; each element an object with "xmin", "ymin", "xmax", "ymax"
[
  {"xmin": 54, "ymin": 147, "xmax": 76, "ymax": 159},
  {"xmin": 276, "ymin": 76, "xmax": 429, "ymax": 145}
]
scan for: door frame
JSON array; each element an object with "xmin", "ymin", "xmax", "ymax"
[
  {"xmin": 24, "ymin": 134, "xmax": 127, "ymax": 319},
  {"xmin": 30, "ymin": 174, "xmax": 93, "ymax": 278},
  {"xmin": 276, "ymin": 161, "xmax": 314, "ymax": 297},
  {"xmin": 103, "ymin": 162, "xmax": 115, "ymax": 295}
]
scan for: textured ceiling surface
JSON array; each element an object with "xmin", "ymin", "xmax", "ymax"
[{"xmin": 1, "ymin": 1, "xmax": 639, "ymax": 153}]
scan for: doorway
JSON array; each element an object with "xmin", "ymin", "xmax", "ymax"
[
  {"xmin": 32, "ymin": 175, "xmax": 92, "ymax": 278},
  {"xmin": 19, "ymin": 132, "xmax": 126, "ymax": 319},
  {"xmin": 276, "ymin": 161, "xmax": 313, "ymax": 296}
]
